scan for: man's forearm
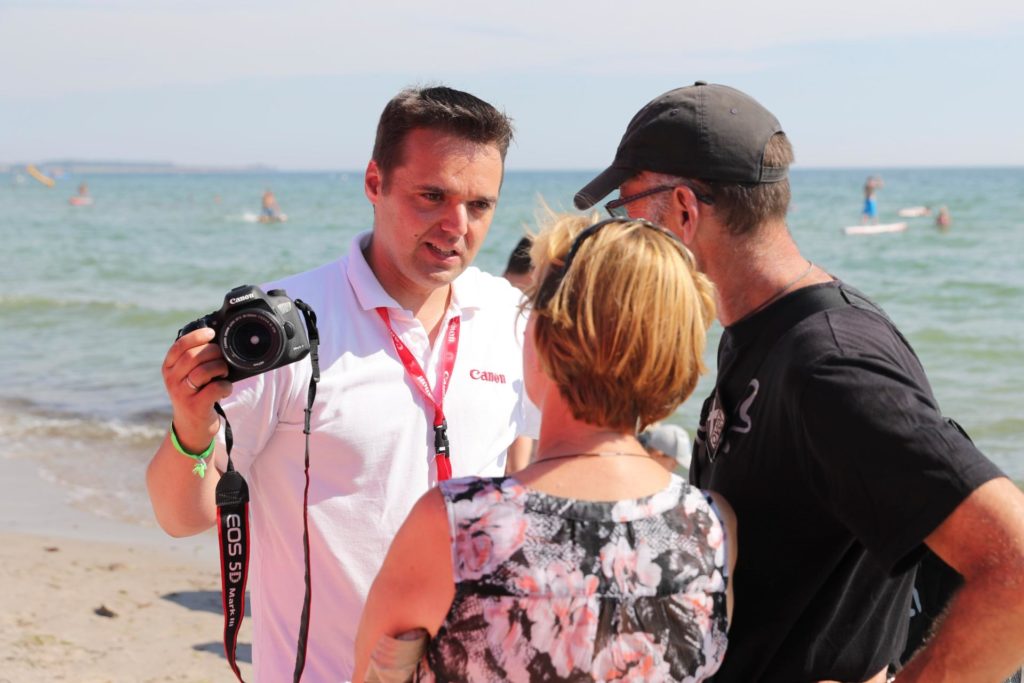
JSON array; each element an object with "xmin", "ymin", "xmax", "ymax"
[
  {"xmin": 896, "ymin": 478, "xmax": 1024, "ymax": 683},
  {"xmin": 145, "ymin": 433, "xmax": 221, "ymax": 537},
  {"xmin": 895, "ymin": 575, "xmax": 1024, "ymax": 682}
]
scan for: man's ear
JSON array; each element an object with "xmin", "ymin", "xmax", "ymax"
[
  {"xmin": 364, "ymin": 160, "xmax": 382, "ymax": 204},
  {"xmin": 672, "ymin": 185, "xmax": 701, "ymax": 245}
]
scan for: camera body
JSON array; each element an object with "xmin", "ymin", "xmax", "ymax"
[{"xmin": 178, "ymin": 284, "xmax": 311, "ymax": 382}]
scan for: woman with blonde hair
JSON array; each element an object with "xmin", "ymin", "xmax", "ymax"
[{"xmin": 353, "ymin": 214, "xmax": 737, "ymax": 682}]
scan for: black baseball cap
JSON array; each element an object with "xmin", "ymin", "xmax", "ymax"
[{"xmin": 574, "ymin": 81, "xmax": 786, "ymax": 210}]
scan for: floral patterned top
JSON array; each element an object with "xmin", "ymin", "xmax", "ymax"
[{"xmin": 415, "ymin": 474, "xmax": 729, "ymax": 682}]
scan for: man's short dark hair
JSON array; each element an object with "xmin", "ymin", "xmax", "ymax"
[
  {"xmin": 372, "ymin": 85, "xmax": 514, "ymax": 187},
  {"xmin": 504, "ymin": 236, "xmax": 533, "ymax": 276}
]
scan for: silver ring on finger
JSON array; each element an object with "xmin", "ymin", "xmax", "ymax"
[{"xmin": 184, "ymin": 375, "xmax": 200, "ymax": 393}]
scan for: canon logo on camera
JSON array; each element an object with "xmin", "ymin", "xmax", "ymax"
[{"xmin": 228, "ymin": 292, "xmax": 258, "ymax": 305}]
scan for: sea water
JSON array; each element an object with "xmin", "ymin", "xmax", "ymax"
[{"xmin": 1, "ymin": 167, "xmax": 1021, "ymax": 524}]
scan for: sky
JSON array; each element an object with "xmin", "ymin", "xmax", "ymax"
[{"xmin": 1, "ymin": 0, "xmax": 1023, "ymax": 171}]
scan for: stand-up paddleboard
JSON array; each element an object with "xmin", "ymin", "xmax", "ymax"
[
  {"xmin": 242, "ymin": 211, "xmax": 288, "ymax": 223},
  {"xmin": 26, "ymin": 164, "xmax": 55, "ymax": 188},
  {"xmin": 69, "ymin": 196, "xmax": 93, "ymax": 206},
  {"xmin": 843, "ymin": 222, "xmax": 907, "ymax": 236},
  {"xmin": 898, "ymin": 206, "xmax": 931, "ymax": 218}
]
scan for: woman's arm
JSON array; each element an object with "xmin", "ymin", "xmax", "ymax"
[
  {"xmin": 707, "ymin": 491, "xmax": 738, "ymax": 628},
  {"xmin": 353, "ymin": 488, "xmax": 455, "ymax": 682}
]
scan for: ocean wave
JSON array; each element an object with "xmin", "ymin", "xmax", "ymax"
[
  {"xmin": 0, "ymin": 397, "xmax": 166, "ymax": 444},
  {"xmin": 0, "ymin": 291, "xmax": 216, "ymax": 324},
  {"xmin": 0, "ymin": 292, "xmax": 140, "ymax": 311}
]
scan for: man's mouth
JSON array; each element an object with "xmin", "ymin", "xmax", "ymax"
[{"xmin": 426, "ymin": 243, "xmax": 459, "ymax": 258}]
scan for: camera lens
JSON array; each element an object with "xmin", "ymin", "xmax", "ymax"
[
  {"xmin": 231, "ymin": 320, "xmax": 274, "ymax": 361},
  {"xmin": 221, "ymin": 311, "xmax": 284, "ymax": 372}
]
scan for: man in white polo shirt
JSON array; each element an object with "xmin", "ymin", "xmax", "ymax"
[{"xmin": 146, "ymin": 85, "xmax": 537, "ymax": 682}]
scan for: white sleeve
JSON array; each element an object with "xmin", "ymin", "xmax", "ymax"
[
  {"xmin": 512, "ymin": 303, "xmax": 540, "ymax": 439},
  {"xmin": 212, "ymin": 368, "xmax": 289, "ymax": 474}
]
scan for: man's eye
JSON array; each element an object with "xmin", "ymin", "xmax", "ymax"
[
  {"xmin": 470, "ymin": 200, "xmax": 494, "ymax": 212},
  {"xmin": 422, "ymin": 192, "xmax": 443, "ymax": 202}
]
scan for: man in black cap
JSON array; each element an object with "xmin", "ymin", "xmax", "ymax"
[{"xmin": 575, "ymin": 81, "xmax": 1024, "ymax": 683}]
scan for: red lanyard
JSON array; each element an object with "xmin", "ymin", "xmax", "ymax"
[{"xmin": 376, "ymin": 308, "xmax": 460, "ymax": 481}]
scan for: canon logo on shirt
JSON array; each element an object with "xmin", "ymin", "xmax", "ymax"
[{"xmin": 469, "ymin": 369, "xmax": 506, "ymax": 384}]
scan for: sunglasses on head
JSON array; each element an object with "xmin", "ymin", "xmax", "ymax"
[{"xmin": 533, "ymin": 217, "xmax": 681, "ymax": 309}]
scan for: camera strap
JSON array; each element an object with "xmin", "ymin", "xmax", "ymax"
[
  {"xmin": 213, "ymin": 401, "xmax": 249, "ymax": 683},
  {"xmin": 376, "ymin": 307, "xmax": 459, "ymax": 481},
  {"xmin": 290, "ymin": 299, "xmax": 319, "ymax": 683},
  {"xmin": 213, "ymin": 299, "xmax": 320, "ymax": 683}
]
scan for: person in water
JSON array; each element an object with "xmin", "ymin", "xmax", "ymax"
[
  {"xmin": 69, "ymin": 181, "xmax": 92, "ymax": 206},
  {"xmin": 862, "ymin": 175, "xmax": 883, "ymax": 224},
  {"xmin": 259, "ymin": 188, "xmax": 283, "ymax": 222}
]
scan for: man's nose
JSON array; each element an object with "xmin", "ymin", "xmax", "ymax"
[{"xmin": 439, "ymin": 202, "xmax": 469, "ymax": 236}]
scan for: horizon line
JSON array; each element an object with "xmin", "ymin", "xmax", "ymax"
[{"xmin": 4, "ymin": 161, "xmax": 1024, "ymax": 175}]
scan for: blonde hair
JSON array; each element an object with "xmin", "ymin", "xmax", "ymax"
[{"xmin": 526, "ymin": 212, "xmax": 716, "ymax": 431}]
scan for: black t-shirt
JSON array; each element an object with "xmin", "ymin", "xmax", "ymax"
[{"xmin": 690, "ymin": 281, "xmax": 1003, "ymax": 683}]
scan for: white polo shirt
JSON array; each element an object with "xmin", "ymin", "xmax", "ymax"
[{"xmin": 214, "ymin": 231, "xmax": 538, "ymax": 682}]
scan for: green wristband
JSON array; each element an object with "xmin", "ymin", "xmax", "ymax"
[{"xmin": 169, "ymin": 423, "xmax": 216, "ymax": 478}]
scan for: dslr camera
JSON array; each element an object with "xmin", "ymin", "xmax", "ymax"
[{"xmin": 178, "ymin": 284, "xmax": 311, "ymax": 382}]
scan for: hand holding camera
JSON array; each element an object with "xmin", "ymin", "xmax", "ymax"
[{"xmin": 178, "ymin": 284, "xmax": 312, "ymax": 383}]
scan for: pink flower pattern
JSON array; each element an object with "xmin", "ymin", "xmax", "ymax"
[
  {"xmin": 417, "ymin": 475, "xmax": 729, "ymax": 682},
  {"xmin": 450, "ymin": 479, "xmax": 528, "ymax": 580},
  {"xmin": 482, "ymin": 599, "xmax": 532, "ymax": 681},
  {"xmin": 517, "ymin": 562, "xmax": 600, "ymax": 675},
  {"xmin": 591, "ymin": 632, "xmax": 673, "ymax": 682},
  {"xmin": 600, "ymin": 536, "xmax": 663, "ymax": 595}
]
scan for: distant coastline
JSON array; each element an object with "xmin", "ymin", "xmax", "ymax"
[{"xmin": 1, "ymin": 159, "xmax": 278, "ymax": 175}]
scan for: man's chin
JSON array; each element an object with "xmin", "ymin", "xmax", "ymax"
[{"xmin": 419, "ymin": 263, "xmax": 466, "ymax": 289}]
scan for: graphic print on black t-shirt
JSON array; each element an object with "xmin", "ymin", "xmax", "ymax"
[{"xmin": 704, "ymin": 391, "xmax": 727, "ymax": 461}]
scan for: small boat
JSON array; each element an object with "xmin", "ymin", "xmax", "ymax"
[{"xmin": 842, "ymin": 222, "xmax": 908, "ymax": 236}]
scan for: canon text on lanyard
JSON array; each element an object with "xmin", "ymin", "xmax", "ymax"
[
  {"xmin": 215, "ymin": 299, "xmax": 320, "ymax": 683},
  {"xmin": 376, "ymin": 307, "xmax": 460, "ymax": 481}
]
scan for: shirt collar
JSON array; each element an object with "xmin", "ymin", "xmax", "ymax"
[{"xmin": 345, "ymin": 230, "xmax": 486, "ymax": 313}]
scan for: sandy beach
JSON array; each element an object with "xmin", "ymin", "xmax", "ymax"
[{"xmin": 0, "ymin": 456, "xmax": 252, "ymax": 682}]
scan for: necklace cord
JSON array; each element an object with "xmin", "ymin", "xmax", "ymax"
[
  {"xmin": 744, "ymin": 260, "xmax": 814, "ymax": 320},
  {"xmin": 536, "ymin": 450, "xmax": 653, "ymax": 463}
]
